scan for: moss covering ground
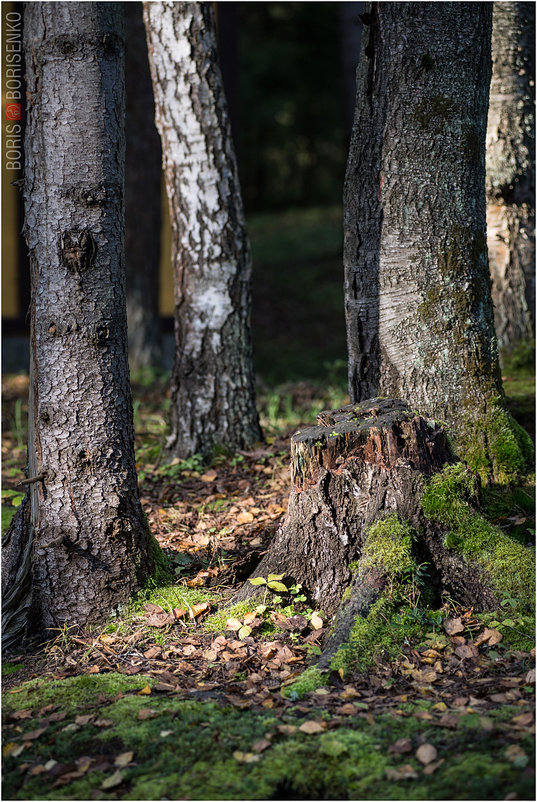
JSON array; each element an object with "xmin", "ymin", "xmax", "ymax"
[{"xmin": 3, "ymin": 673, "xmax": 534, "ymax": 801}]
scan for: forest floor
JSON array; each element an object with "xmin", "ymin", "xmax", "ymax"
[
  {"xmin": 2, "ymin": 353, "xmax": 535, "ymax": 801},
  {"xmin": 2, "ymin": 208, "xmax": 536, "ymax": 801}
]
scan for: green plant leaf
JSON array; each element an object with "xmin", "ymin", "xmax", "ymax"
[
  {"xmin": 248, "ymin": 577, "xmax": 267, "ymax": 586},
  {"xmin": 267, "ymin": 580, "xmax": 288, "ymax": 592}
]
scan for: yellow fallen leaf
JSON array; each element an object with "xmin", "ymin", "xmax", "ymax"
[
  {"xmin": 114, "ymin": 751, "xmax": 134, "ymax": 768},
  {"xmin": 310, "ymin": 612, "xmax": 324, "ymax": 630},
  {"xmin": 137, "ymin": 684, "xmax": 152, "ymax": 695},
  {"xmin": 101, "ymin": 769, "xmax": 124, "ymax": 790},
  {"xmin": 238, "ymin": 625, "xmax": 252, "ymax": 640},
  {"xmin": 226, "ymin": 618, "xmax": 242, "ymax": 631},
  {"xmin": 233, "ymin": 750, "xmax": 260, "ymax": 763},
  {"xmin": 190, "ymin": 602, "xmax": 210, "ymax": 618}
]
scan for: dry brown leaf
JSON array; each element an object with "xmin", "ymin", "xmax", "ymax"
[
  {"xmin": 203, "ymin": 649, "xmax": 218, "ymax": 662},
  {"xmin": 143, "ymin": 603, "xmax": 164, "ymax": 614},
  {"xmin": 385, "ymin": 764, "xmax": 418, "ymax": 780},
  {"xmin": 75, "ymin": 715, "xmax": 94, "ymax": 726},
  {"xmin": 339, "ymin": 703, "xmax": 358, "ymax": 716},
  {"xmin": 252, "ymin": 738, "xmax": 272, "ymax": 753},
  {"xmin": 137, "ymin": 708, "xmax": 157, "ymax": 720},
  {"xmin": 510, "ymin": 712, "xmax": 534, "ymax": 728},
  {"xmin": 299, "ymin": 720, "xmax": 324, "ymax": 734},
  {"xmin": 423, "ymin": 758, "xmax": 445, "ymax": 775},
  {"xmin": 416, "ymin": 743, "xmax": 438, "ymax": 765},
  {"xmin": 340, "ymin": 686, "xmax": 361, "ymax": 701},
  {"xmin": 277, "ymin": 724, "xmax": 297, "ymax": 736},
  {"xmin": 444, "ymin": 617, "xmax": 465, "ymax": 635},
  {"xmin": 143, "ymin": 646, "xmax": 163, "ymax": 659},
  {"xmin": 237, "ymin": 511, "xmax": 255, "ymax": 524},
  {"xmin": 475, "ymin": 627, "xmax": 503, "ymax": 646},
  {"xmin": 200, "ymin": 470, "xmax": 217, "ymax": 482},
  {"xmin": 454, "ymin": 643, "xmax": 479, "ymax": 659},
  {"xmin": 145, "ymin": 612, "xmax": 175, "ymax": 627},
  {"xmin": 10, "ymin": 708, "xmax": 33, "ymax": 721},
  {"xmin": 21, "ymin": 728, "xmax": 47, "ymax": 741},
  {"xmin": 390, "ymin": 737, "xmax": 412, "ymax": 754}
]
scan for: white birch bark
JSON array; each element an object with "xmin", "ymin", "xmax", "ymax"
[
  {"xmin": 2, "ymin": 2, "xmax": 152, "ymax": 648},
  {"xmin": 143, "ymin": 1, "xmax": 261, "ymax": 459}
]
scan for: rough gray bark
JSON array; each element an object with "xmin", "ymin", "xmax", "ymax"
[
  {"xmin": 2, "ymin": 3, "xmax": 153, "ymax": 650},
  {"xmin": 235, "ymin": 399, "xmax": 498, "ymax": 628},
  {"xmin": 344, "ymin": 3, "xmax": 505, "ymax": 473},
  {"xmin": 125, "ymin": 2, "xmax": 162, "ymax": 371},
  {"xmin": 486, "ymin": 1, "xmax": 535, "ymax": 354},
  {"xmin": 143, "ymin": 1, "xmax": 261, "ymax": 459}
]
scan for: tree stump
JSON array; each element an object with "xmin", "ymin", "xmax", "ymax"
[{"xmin": 235, "ymin": 398, "xmax": 504, "ymax": 666}]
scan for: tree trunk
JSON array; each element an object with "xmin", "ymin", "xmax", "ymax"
[
  {"xmin": 236, "ymin": 399, "xmax": 532, "ymax": 668},
  {"xmin": 343, "ymin": 3, "xmax": 527, "ymax": 483},
  {"xmin": 143, "ymin": 1, "xmax": 261, "ymax": 459},
  {"xmin": 486, "ymin": 1, "xmax": 535, "ymax": 355},
  {"xmin": 2, "ymin": 2, "xmax": 153, "ymax": 650},
  {"xmin": 125, "ymin": 2, "xmax": 162, "ymax": 371}
]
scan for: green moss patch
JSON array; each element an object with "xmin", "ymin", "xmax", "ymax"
[
  {"xmin": 3, "ymin": 676, "xmax": 534, "ymax": 801},
  {"xmin": 422, "ymin": 463, "xmax": 535, "ymax": 607}
]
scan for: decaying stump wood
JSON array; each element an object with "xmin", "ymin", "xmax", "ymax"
[{"xmin": 236, "ymin": 398, "xmax": 500, "ymax": 662}]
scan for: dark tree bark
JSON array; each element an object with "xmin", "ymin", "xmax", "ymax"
[
  {"xmin": 2, "ymin": 2, "xmax": 153, "ymax": 651},
  {"xmin": 236, "ymin": 399, "xmax": 527, "ymax": 668},
  {"xmin": 339, "ymin": 2, "xmax": 363, "ymax": 138},
  {"xmin": 125, "ymin": 2, "xmax": 162, "ymax": 371},
  {"xmin": 343, "ymin": 3, "xmax": 517, "ymax": 481},
  {"xmin": 143, "ymin": 1, "xmax": 261, "ymax": 459},
  {"xmin": 486, "ymin": 1, "xmax": 535, "ymax": 354}
]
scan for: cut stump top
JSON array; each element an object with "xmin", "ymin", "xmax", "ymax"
[{"xmin": 291, "ymin": 398, "xmax": 454, "ymax": 490}]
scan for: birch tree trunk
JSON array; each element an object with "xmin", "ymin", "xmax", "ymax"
[
  {"xmin": 143, "ymin": 1, "xmax": 261, "ymax": 459},
  {"xmin": 344, "ymin": 3, "xmax": 528, "ymax": 483},
  {"xmin": 2, "ymin": 2, "xmax": 153, "ymax": 650},
  {"xmin": 486, "ymin": 1, "xmax": 535, "ymax": 355},
  {"xmin": 125, "ymin": 2, "xmax": 162, "ymax": 371}
]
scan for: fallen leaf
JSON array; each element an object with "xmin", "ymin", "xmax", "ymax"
[
  {"xmin": 299, "ymin": 720, "xmax": 324, "ymax": 734},
  {"xmin": 137, "ymin": 708, "xmax": 157, "ymax": 720},
  {"xmin": 340, "ymin": 686, "xmax": 361, "ymax": 701},
  {"xmin": 137, "ymin": 684, "xmax": 152, "ymax": 695},
  {"xmin": 203, "ymin": 649, "xmax": 218, "ymax": 662},
  {"xmin": 94, "ymin": 718, "xmax": 114, "ymax": 727},
  {"xmin": 233, "ymin": 750, "xmax": 260, "ymax": 763},
  {"xmin": 21, "ymin": 728, "xmax": 47, "ymax": 741},
  {"xmin": 144, "ymin": 646, "xmax": 163, "ymax": 659},
  {"xmin": 385, "ymin": 764, "xmax": 418, "ymax": 780},
  {"xmin": 416, "ymin": 743, "xmax": 438, "ymax": 765},
  {"xmin": 226, "ymin": 618, "xmax": 243, "ymax": 631},
  {"xmin": 423, "ymin": 758, "xmax": 445, "ymax": 775},
  {"xmin": 525, "ymin": 668, "xmax": 535, "ymax": 684},
  {"xmin": 101, "ymin": 769, "xmax": 124, "ymax": 790},
  {"xmin": 389, "ymin": 738, "xmax": 412, "ymax": 754},
  {"xmin": 510, "ymin": 712, "xmax": 534, "ymax": 728},
  {"xmin": 143, "ymin": 603, "xmax": 164, "ymax": 614},
  {"xmin": 238, "ymin": 625, "xmax": 252, "ymax": 640},
  {"xmin": 479, "ymin": 716, "xmax": 494, "ymax": 731},
  {"xmin": 145, "ymin": 612, "xmax": 174, "ymax": 627},
  {"xmin": 310, "ymin": 612, "xmax": 324, "ymax": 630},
  {"xmin": 190, "ymin": 602, "xmax": 210, "ymax": 618},
  {"xmin": 237, "ymin": 511, "xmax": 254, "ymax": 524},
  {"xmin": 339, "ymin": 703, "xmax": 358, "ymax": 716},
  {"xmin": 75, "ymin": 714, "xmax": 94, "ymax": 726},
  {"xmin": 504, "ymin": 744, "xmax": 529, "ymax": 767},
  {"xmin": 475, "ymin": 627, "xmax": 503, "ymax": 646},
  {"xmin": 444, "ymin": 617, "xmax": 465, "ymax": 635},
  {"xmin": 10, "ymin": 709, "xmax": 33, "ymax": 721},
  {"xmin": 277, "ymin": 724, "xmax": 297, "ymax": 736},
  {"xmin": 252, "ymin": 738, "xmax": 272, "ymax": 753},
  {"xmin": 455, "ymin": 644, "xmax": 479, "ymax": 659},
  {"xmin": 200, "ymin": 469, "xmax": 217, "ymax": 482}
]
